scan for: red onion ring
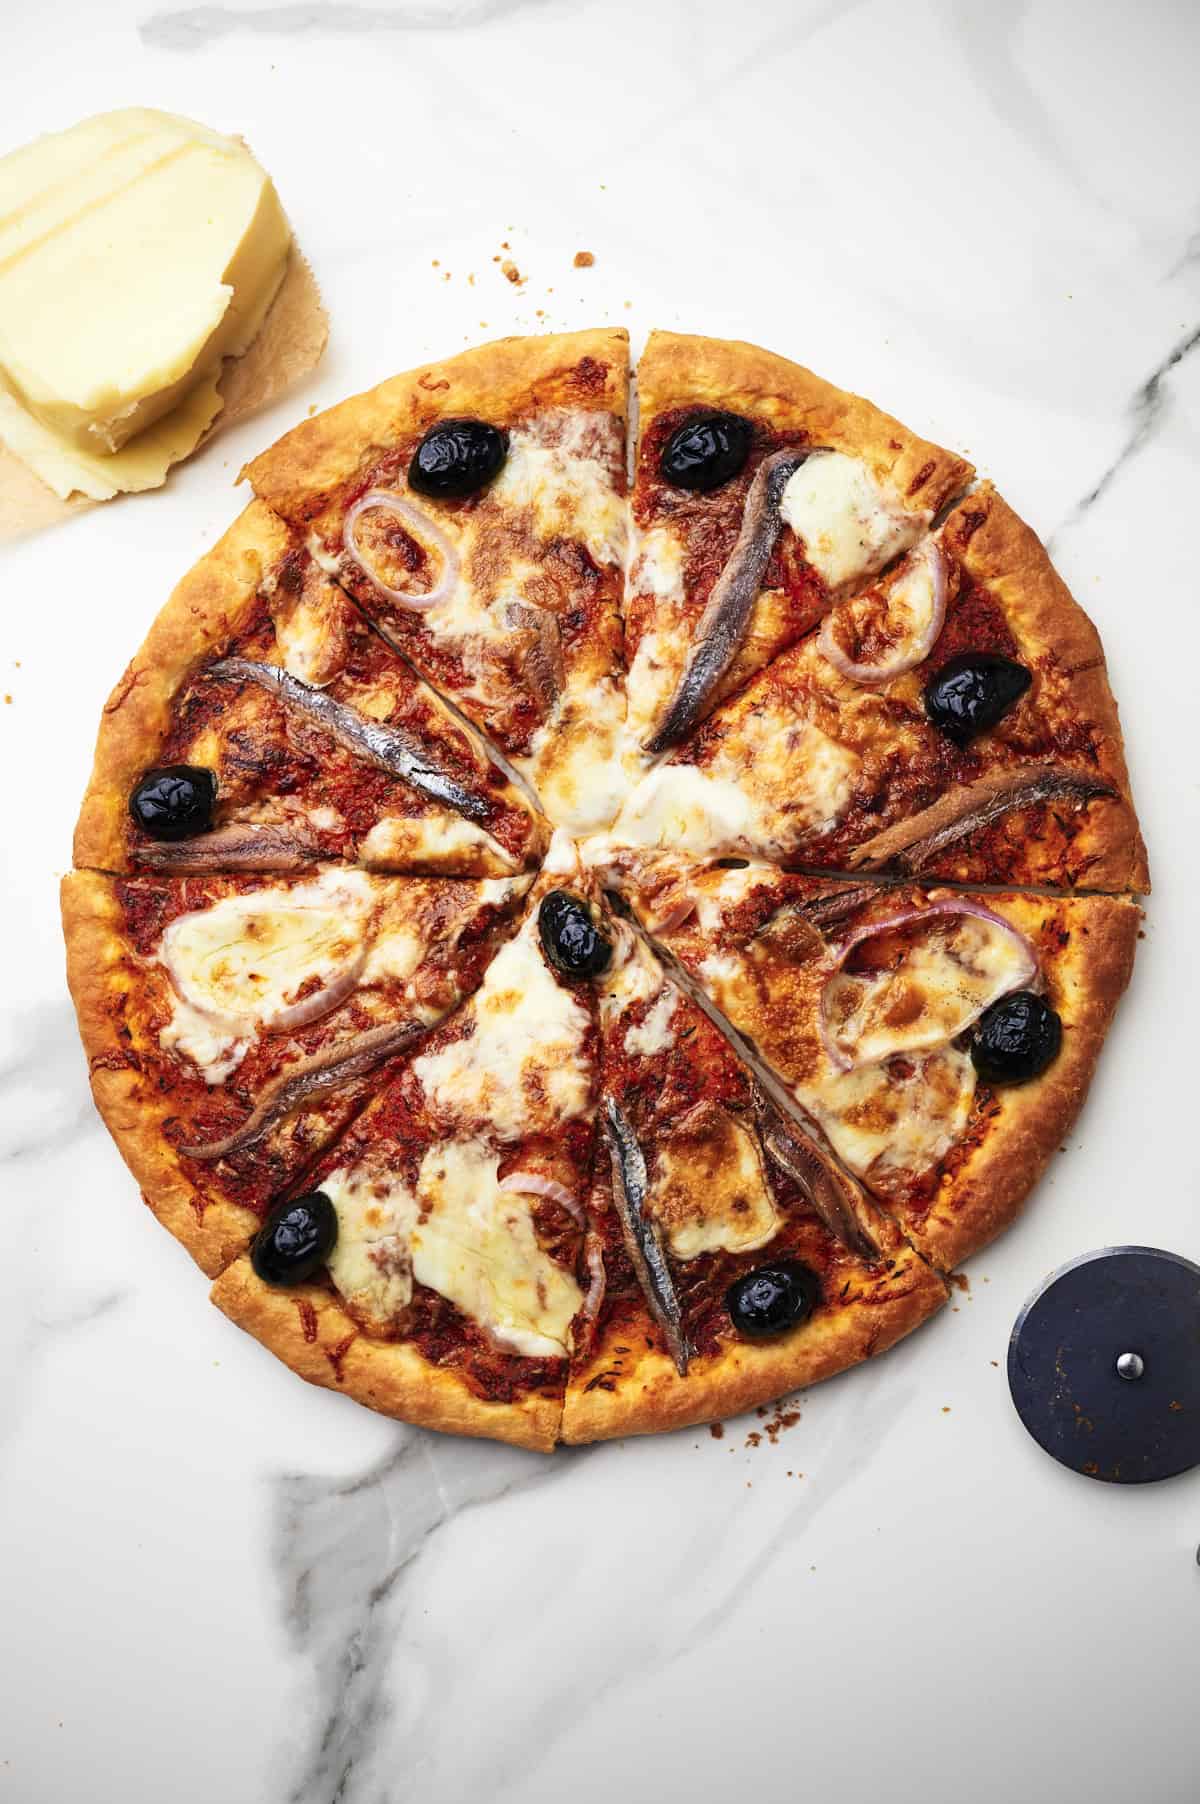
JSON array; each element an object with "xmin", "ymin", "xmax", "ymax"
[
  {"xmin": 817, "ymin": 541, "xmax": 947, "ymax": 686},
  {"xmin": 163, "ymin": 935, "xmax": 367, "ymax": 1037},
  {"xmin": 342, "ymin": 490, "xmax": 460, "ymax": 612},
  {"xmin": 499, "ymin": 1171, "xmax": 585, "ymax": 1224},
  {"xmin": 580, "ymin": 1232, "xmax": 607, "ymax": 1330},
  {"xmin": 818, "ymin": 898, "xmax": 1038, "ymax": 1071}
]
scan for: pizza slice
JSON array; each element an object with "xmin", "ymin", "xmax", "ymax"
[
  {"xmin": 244, "ymin": 329, "xmax": 634, "ymax": 834},
  {"xmin": 62, "ymin": 865, "xmax": 529, "ymax": 1275},
  {"xmin": 607, "ymin": 484, "xmax": 1147, "ymax": 891},
  {"xmin": 617, "ymin": 862, "xmax": 1140, "ymax": 1268},
  {"xmin": 562, "ymin": 915, "xmax": 946, "ymax": 1443},
  {"xmin": 209, "ymin": 842, "xmax": 613, "ymax": 1450},
  {"xmin": 74, "ymin": 501, "xmax": 545, "ymax": 879},
  {"xmin": 623, "ymin": 329, "xmax": 971, "ymax": 752}
]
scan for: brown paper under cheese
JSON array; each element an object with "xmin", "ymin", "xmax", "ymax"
[{"xmin": 0, "ymin": 248, "xmax": 328, "ymax": 544}]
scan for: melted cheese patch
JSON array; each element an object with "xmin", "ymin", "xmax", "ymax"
[
  {"xmin": 611, "ymin": 718, "xmax": 859, "ymax": 861},
  {"xmin": 523, "ymin": 675, "xmax": 639, "ymax": 833},
  {"xmin": 798, "ymin": 1048, "xmax": 977, "ymax": 1187},
  {"xmin": 492, "ymin": 419, "xmax": 628, "ymax": 568},
  {"xmin": 358, "ymin": 813, "xmax": 520, "ymax": 874},
  {"xmin": 780, "ymin": 452, "xmax": 924, "ymax": 592},
  {"xmin": 650, "ymin": 1106, "xmax": 780, "ymax": 1259},
  {"xmin": 323, "ymin": 1140, "xmax": 582, "ymax": 1354},
  {"xmin": 624, "ymin": 987, "xmax": 678, "ymax": 1058},
  {"xmin": 270, "ymin": 577, "xmax": 349, "ymax": 688},
  {"xmin": 159, "ymin": 870, "xmax": 376, "ymax": 1081},
  {"xmin": 413, "ymin": 918, "xmax": 593, "ymax": 1140},
  {"xmin": 825, "ymin": 912, "xmax": 1033, "ymax": 1066}
]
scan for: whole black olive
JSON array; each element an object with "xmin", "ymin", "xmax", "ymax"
[
  {"xmin": 659, "ymin": 411, "xmax": 752, "ymax": 491},
  {"xmin": 251, "ymin": 1192, "xmax": 339, "ymax": 1287},
  {"xmin": 128, "ymin": 765, "xmax": 217, "ymax": 841},
  {"xmin": 408, "ymin": 419, "xmax": 508, "ymax": 497},
  {"xmin": 923, "ymin": 651, "xmax": 1032, "ymax": 744},
  {"xmin": 537, "ymin": 890, "xmax": 612, "ymax": 981},
  {"xmin": 726, "ymin": 1261, "xmax": 819, "ymax": 1339},
  {"xmin": 971, "ymin": 991, "xmax": 1062, "ymax": 1085}
]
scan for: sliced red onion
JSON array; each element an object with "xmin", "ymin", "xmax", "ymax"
[
  {"xmin": 817, "ymin": 541, "xmax": 948, "ymax": 686},
  {"xmin": 580, "ymin": 1232, "xmax": 607, "ymax": 1330},
  {"xmin": 499, "ymin": 1171, "xmax": 585, "ymax": 1224},
  {"xmin": 644, "ymin": 886, "xmax": 697, "ymax": 934},
  {"xmin": 343, "ymin": 490, "xmax": 460, "ymax": 611},
  {"xmin": 260, "ymin": 953, "xmax": 367, "ymax": 1034},
  {"xmin": 818, "ymin": 898, "xmax": 1038, "ymax": 1071}
]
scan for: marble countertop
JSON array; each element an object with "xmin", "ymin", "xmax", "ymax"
[{"xmin": 3, "ymin": 3, "xmax": 1199, "ymax": 1799}]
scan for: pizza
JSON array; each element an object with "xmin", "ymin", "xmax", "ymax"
[{"xmin": 63, "ymin": 326, "xmax": 1146, "ymax": 1450}]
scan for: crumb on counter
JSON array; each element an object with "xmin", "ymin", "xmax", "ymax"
[
  {"xmin": 709, "ymin": 1422, "xmax": 724, "ymax": 1440},
  {"xmin": 501, "ymin": 260, "xmax": 523, "ymax": 285},
  {"xmin": 574, "ymin": 250, "xmax": 595, "ymax": 268}
]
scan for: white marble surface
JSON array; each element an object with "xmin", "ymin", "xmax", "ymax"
[{"xmin": 2, "ymin": 2, "xmax": 1199, "ymax": 1799}]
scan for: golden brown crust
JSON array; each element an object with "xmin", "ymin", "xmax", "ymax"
[
  {"xmin": 909, "ymin": 894, "xmax": 1141, "ymax": 1269},
  {"xmin": 244, "ymin": 327, "xmax": 630, "ymax": 524},
  {"xmin": 210, "ymin": 1258, "xmax": 563, "ymax": 1452},
  {"xmin": 73, "ymin": 501, "xmax": 291, "ymax": 871},
  {"xmin": 637, "ymin": 329, "xmax": 972, "ymax": 516},
  {"xmin": 563, "ymin": 1242, "xmax": 945, "ymax": 1444},
  {"xmin": 942, "ymin": 485, "xmax": 1148, "ymax": 893},
  {"xmin": 60, "ymin": 872, "xmax": 261, "ymax": 1276}
]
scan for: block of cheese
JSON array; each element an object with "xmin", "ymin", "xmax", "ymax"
[{"xmin": 0, "ymin": 108, "xmax": 293, "ymax": 498}]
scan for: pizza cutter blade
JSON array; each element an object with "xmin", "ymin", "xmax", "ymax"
[{"xmin": 1007, "ymin": 1246, "xmax": 1200, "ymax": 1484}]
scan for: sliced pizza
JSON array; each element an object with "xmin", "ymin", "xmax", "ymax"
[
  {"xmin": 562, "ymin": 916, "xmax": 946, "ymax": 1442},
  {"xmin": 244, "ymin": 329, "xmax": 634, "ymax": 834},
  {"xmin": 607, "ymin": 484, "xmax": 1147, "ymax": 891},
  {"xmin": 623, "ymin": 329, "xmax": 971, "ymax": 753},
  {"xmin": 74, "ymin": 501, "xmax": 545, "ymax": 879},
  {"xmin": 61, "ymin": 865, "xmax": 529, "ymax": 1275},
  {"xmin": 619, "ymin": 862, "xmax": 1140, "ymax": 1268},
  {"xmin": 209, "ymin": 841, "xmax": 612, "ymax": 1450}
]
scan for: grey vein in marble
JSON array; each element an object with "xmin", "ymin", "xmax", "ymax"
[
  {"xmin": 140, "ymin": 0, "xmax": 555, "ymax": 51},
  {"xmin": 273, "ymin": 1429, "xmax": 575, "ymax": 1804},
  {"xmin": 1051, "ymin": 319, "xmax": 1200, "ymax": 550}
]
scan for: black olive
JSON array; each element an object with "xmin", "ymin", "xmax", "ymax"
[
  {"xmin": 971, "ymin": 991, "xmax": 1062, "ymax": 1085},
  {"xmin": 726, "ymin": 1260, "xmax": 818, "ymax": 1339},
  {"xmin": 659, "ymin": 411, "xmax": 752, "ymax": 492},
  {"xmin": 408, "ymin": 418, "xmax": 507, "ymax": 498},
  {"xmin": 537, "ymin": 889, "xmax": 612, "ymax": 980},
  {"xmin": 251, "ymin": 1192, "xmax": 338, "ymax": 1287},
  {"xmin": 128, "ymin": 765, "xmax": 217, "ymax": 841},
  {"xmin": 923, "ymin": 651, "xmax": 1032, "ymax": 744}
]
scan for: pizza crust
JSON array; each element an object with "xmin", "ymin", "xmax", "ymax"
[
  {"xmin": 211, "ymin": 1257, "xmax": 564, "ymax": 1452},
  {"xmin": 563, "ymin": 1240, "xmax": 946, "ymax": 1444},
  {"xmin": 73, "ymin": 500, "xmax": 290, "ymax": 871},
  {"xmin": 244, "ymin": 326, "xmax": 630, "ymax": 525},
  {"xmin": 61, "ymin": 871, "xmax": 262, "ymax": 1276},
  {"xmin": 637, "ymin": 329, "xmax": 972, "ymax": 518}
]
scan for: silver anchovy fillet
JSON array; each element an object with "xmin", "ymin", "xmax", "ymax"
[
  {"xmin": 602, "ymin": 1095, "xmax": 691, "ymax": 1375},
  {"xmin": 646, "ymin": 447, "xmax": 808, "ymax": 752},
  {"xmin": 210, "ymin": 656, "xmax": 493, "ymax": 824},
  {"xmin": 848, "ymin": 767, "xmax": 1116, "ymax": 873},
  {"xmin": 137, "ymin": 822, "xmax": 323, "ymax": 872}
]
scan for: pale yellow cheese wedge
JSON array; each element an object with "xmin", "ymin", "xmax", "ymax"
[{"xmin": 0, "ymin": 107, "xmax": 292, "ymax": 498}]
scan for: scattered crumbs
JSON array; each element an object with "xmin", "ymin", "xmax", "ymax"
[
  {"xmin": 709, "ymin": 1422, "xmax": 725, "ymax": 1440},
  {"xmin": 492, "ymin": 254, "xmax": 501, "ymax": 263},
  {"xmin": 468, "ymin": 273, "xmax": 475, "ymax": 286},
  {"xmin": 941, "ymin": 1406, "xmax": 952, "ymax": 1414},
  {"xmin": 500, "ymin": 259, "xmax": 523, "ymax": 285},
  {"xmin": 501, "ymin": 239, "xmax": 510, "ymax": 250},
  {"xmin": 1083, "ymin": 1460, "xmax": 1099, "ymax": 1476},
  {"xmin": 535, "ymin": 308, "xmax": 545, "ymax": 319},
  {"xmin": 574, "ymin": 249, "xmax": 595, "ymax": 268},
  {"xmin": 624, "ymin": 299, "xmax": 632, "ymax": 308},
  {"xmin": 755, "ymin": 1405, "xmax": 767, "ymax": 1418},
  {"xmin": 990, "ymin": 1359, "xmax": 999, "ymax": 1367},
  {"xmin": 744, "ymin": 1430, "xmax": 762, "ymax": 1449},
  {"xmin": 3, "ymin": 694, "xmax": 11, "ymax": 705},
  {"xmin": 761, "ymin": 1406, "xmax": 801, "ymax": 1444},
  {"xmin": 951, "ymin": 1273, "xmax": 970, "ymax": 1294},
  {"xmin": 745, "ymin": 1481, "xmax": 752, "ymax": 1489},
  {"xmin": 431, "ymin": 258, "xmax": 440, "ymax": 267},
  {"xmin": 1170, "ymin": 1400, "xmax": 1184, "ymax": 1412},
  {"xmin": 307, "ymin": 403, "xmax": 317, "ymax": 416}
]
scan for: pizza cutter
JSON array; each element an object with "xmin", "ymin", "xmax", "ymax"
[{"xmin": 1007, "ymin": 1246, "xmax": 1200, "ymax": 1484}]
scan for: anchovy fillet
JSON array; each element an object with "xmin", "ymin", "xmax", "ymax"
[
  {"xmin": 848, "ymin": 766, "xmax": 1117, "ymax": 873},
  {"xmin": 646, "ymin": 448, "xmax": 808, "ymax": 753},
  {"xmin": 504, "ymin": 601, "xmax": 564, "ymax": 719},
  {"xmin": 210, "ymin": 656, "xmax": 492, "ymax": 824},
  {"xmin": 181, "ymin": 1020, "xmax": 425, "ymax": 1162},
  {"xmin": 137, "ymin": 823, "xmax": 323, "ymax": 872},
  {"xmin": 753, "ymin": 1089, "xmax": 878, "ymax": 1260},
  {"xmin": 602, "ymin": 1095, "xmax": 691, "ymax": 1375}
]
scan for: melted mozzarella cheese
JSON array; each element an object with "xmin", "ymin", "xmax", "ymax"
[
  {"xmin": 523, "ymin": 675, "xmax": 639, "ymax": 833},
  {"xmin": 825, "ymin": 911, "xmax": 1034, "ymax": 1066},
  {"xmin": 358, "ymin": 813, "xmax": 520, "ymax": 873},
  {"xmin": 649, "ymin": 1106, "xmax": 780, "ymax": 1259},
  {"xmin": 413, "ymin": 917, "xmax": 593, "ymax": 1139},
  {"xmin": 624, "ymin": 623, "xmax": 691, "ymax": 745},
  {"xmin": 158, "ymin": 870, "xmax": 376, "ymax": 1081},
  {"xmin": 324, "ymin": 1164, "xmax": 419, "ymax": 1329},
  {"xmin": 798, "ymin": 1048, "xmax": 976, "ymax": 1187},
  {"xmin": 492, "ymin": 418, "xmax": 628, "ymax": 568},
  {"xmin": 610, "ymin": 717, "xmax": 859, "ymax": 861},
  {"xmin": 624, "ymin": 986, "xmax": 678, "ymax": 1058},
  {"xmin": 271, "ymin": 579, "xmax": 348, "ymax": 688},
  {"xmin": 780, "ymin": 452, "xmax": 925, "ymax": 592}
]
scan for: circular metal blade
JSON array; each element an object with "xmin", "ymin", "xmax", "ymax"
[{"xmin": 1007, "ymin": 1246, "xmax": 1200, "ymax": 1484}]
